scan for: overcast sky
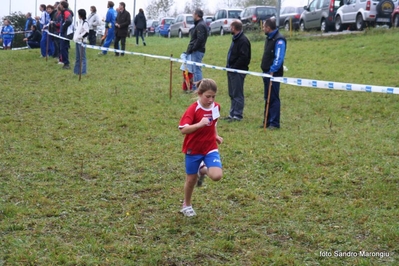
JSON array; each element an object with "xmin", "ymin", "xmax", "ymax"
[{"xmin": 1, "ymin": 0, "xmax": 309, "ymax": 21}]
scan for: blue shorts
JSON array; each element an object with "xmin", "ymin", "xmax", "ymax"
[
  {"xmin": 185, "ymin": 152, "xmax": 222, "ymax": 175},
  {"xmin": 3, "ymin": 39, "xmax": 12, "ymax": 47}
]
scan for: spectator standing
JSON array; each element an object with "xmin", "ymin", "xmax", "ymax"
[
  {"xmin": 134, "ymin": 8, "xmax": 146, "ymax": 46},
  {"xmin": 48, "ymin": 3, "xmax": 59, "ymax": 58},
  {"xmin": 260, "ymin": 18, "xmax": 286, "ymax": 129},
  {"xmin": 99, "ymin": 1, "xmax": 117, "ymax": 55},
  {"xmin": 36, "ymin": 4, "xmax": 52, "ymax": 57},
  {"xmin": 73, "ymin": 9, "xmax": 89, "ymax": 75},
  {"xmin": 224, "ymin": 20, "xmax": 251, "ymax": 122},
  {"xmin": 23, "ymin": 25, "xmax": 42, "ymax": 48},
  {"xmin": 59, "ymin": 1, "xmax": 73, "ymax": 69},
  {"xmin": 87, "ymin": 6, "xmax": 101, "ymax": 45},
  {"xmin": 53, "ymin": 4, "xmax": 64, "ymax": 64},
  {"xmin": 114, "ymin": 2, "xmax": 131, "ymax": 56},
  {"xmin": 186, "ymin": 8, "xmax": 208, "ymax": 90},
  {"xmin": 0, "ymin": 19, "xmax": 14, "ymax": 50},
  {"xmin": 24, "ymin": 12, "xmax": 36, "ymax": 38}
]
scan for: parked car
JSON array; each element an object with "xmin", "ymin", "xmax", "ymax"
[
  {"xmin": 299, "ymin": 0, "xmax": 342, "ymax": 32},
  {"xmin": 157, "ymin": 17, "xmax": 175, "ymax": 37},
  {"xmin": 168, "ymin": 14, "xmax": 194, "ymax": 38},
  {"xmin": 392, "ymin": 4, "xmax": 399, "ymax": 27},
  {"xmin": 209, "ymin": 8, "xmax": 243, "ymax": 35},
  {"xmin": 204, "ymin": 15, "xmax": 213, "ymax": 34},
  {"xmin": 279, "ymin": 6, "xmax": 304, "ymax": 30},
  {"xmin": 146, "ymin": 19, "xmax": 159, "ymax": 36},
  {"xmin": 239, "ymin": 6, "xmax": 277, "ymax": 31},
  {"xmin": 335, "ymin": 0, "xmax": 396, "ymax": 31}
]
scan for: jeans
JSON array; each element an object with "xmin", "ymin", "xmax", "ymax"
[
  {"xmin": 262, "ymin": 76, "xmax": 281, "ymax": 128},
  {"xmin": 227, "ymin": 72, "xmax": 246, "ymax": 119},
  {"xmin": 190, "ymin": 51, "xmax": 204, "ymax": 90},
  {"xmin": 135, "ymin": 29, "xmax": 145, "ymax": 44},
  {"xmin": 74, "ymin": 43, "xmax": 87, "ymax": 75},
  {"xmin": 102, "ymin": 28, "xmax": 115, "ymax": 54}
]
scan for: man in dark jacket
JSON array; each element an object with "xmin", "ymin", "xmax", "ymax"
[
  {"xmin": 260, "ymin": 18, "xmax": 286, "ymax": 129},
  {"xmin": 224, "ymin": 20, "xmax": 251, "ymax": 122},
  {"xmin": 186, "ymin": 8, "xmax": 208, "ymax": 90},
  {"xmin": 114, "ymin": 2, "xmax": 131, "ymax": 56},
  {"xmin": 23, "ymin": 25, "xmax": 42, "ymax": 48}
]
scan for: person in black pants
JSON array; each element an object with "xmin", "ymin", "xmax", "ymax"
[
  {"xmin": 224, "ymin": 20, "xmax": 251, "ymax": 123},
  {"xmin": 134, "ymin": 8, "xmax": 146, "ymax": 46},
  {"xmin": 23, "ymin": 25, "xmax": 42, "ymax": 48},
  {"xmin": 114, "ymin": 2, "xmax": 131, "ymax": 55},
  {"xmin": 260, "ymin": 18, "xmax": 287, "ymax": 129}
]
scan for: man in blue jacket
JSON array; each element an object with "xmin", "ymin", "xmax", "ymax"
[
  {"xmin": 99, "ymin": 1, "xmax": 117, "ymax": 55},
  {"xmin": 261, "ymin": 18, "xmax": 286, "ymax": 130},
  {"xmin": 24, "ymin": 12, "xmax": 36, "ymax": 38}
]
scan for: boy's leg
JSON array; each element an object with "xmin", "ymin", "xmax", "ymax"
[{"xmin": 203, "ymin": 152, "xmax": 223, "ymax": 181}]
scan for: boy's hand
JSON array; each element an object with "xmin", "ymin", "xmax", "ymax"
[{"xmin": 216, "ymin": 136, "xmax": 223, "ymax": 144}]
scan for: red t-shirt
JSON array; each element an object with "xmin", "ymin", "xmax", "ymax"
[{"xmin": 179, "ymin": 101, "xmax": 220, "ymax": 155}]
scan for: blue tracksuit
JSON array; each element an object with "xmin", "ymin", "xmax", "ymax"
[{"xmin": 101, "ymin": 7, "xmax": 117, "ymax": 54}]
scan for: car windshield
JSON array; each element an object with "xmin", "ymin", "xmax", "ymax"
[
  {"xmin": 186, "ymin": 16, "xmax": 194, "ymax": 24},
  {"xmin": 228, "ymin": 10, "xmax": 242, "ymax": 18},
  {"xmin": 258, "ymin": 7, "xmax": 277, "ymax": 16},
  {"xmin": 164, "ymin": 18, "xmax": 174, "ymax": 24}
]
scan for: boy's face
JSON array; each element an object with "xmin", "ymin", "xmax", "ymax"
[{"xmin": 4, "ymin": 20, "xmax": 9, "ymax": 26}]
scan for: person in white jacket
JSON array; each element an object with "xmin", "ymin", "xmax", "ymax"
[
  {"xmin": 73, "ymin": 9, "xmax": 89, "ymax": 75},
  {"xmin": 87, "ymin": 6, "xmax": 101, "ymax": 45}
]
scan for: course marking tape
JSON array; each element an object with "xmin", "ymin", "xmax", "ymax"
[{"xmin": 41, "ymin": 31, "xmax": 399, "ymax": 94}]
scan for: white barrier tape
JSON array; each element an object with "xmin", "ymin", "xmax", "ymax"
[
  {"xmin": 44, "ymin": 31, "xmax": 399, "ymax": 94},
  {"xmin": 0, "ymin": 46, "xmax": 29, "ymax": 50}
]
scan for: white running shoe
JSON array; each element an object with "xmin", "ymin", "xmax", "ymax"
[{"xmin": 180, "ymin": 206, "xmax": 196, "ymax": 217}]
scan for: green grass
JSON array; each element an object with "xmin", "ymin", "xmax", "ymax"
[{"xmin": 1, "ymin": 28, "xmax": 398, "ymax": 265}]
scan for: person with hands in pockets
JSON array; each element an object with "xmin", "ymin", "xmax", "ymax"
[
  {"xmin": 178, "ymin": 79, "xmax": 224, "ymax": 217},
  {"xmin": 73, "ymin": 9, "xmax": 89, "ymax": 75}
]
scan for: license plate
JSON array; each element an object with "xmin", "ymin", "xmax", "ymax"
[{"xmin": 376, "ymin": 18, "xmax": 390, "ymax": 22}]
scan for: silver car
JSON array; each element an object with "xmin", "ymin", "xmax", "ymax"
[
  {"xmin": 168, "ymin": 14, "xmax": 194, "ymax": 38},
  {"xmin": 209, "ymin": 8, "xmax": 243, "ymax": 35}
]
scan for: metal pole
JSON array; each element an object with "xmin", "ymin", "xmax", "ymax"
[
  {"xmin": 74, "ymin": 0, "xmax": 77, "ymax": 26},
  {"xmin": 276, "ymin": 0, "xmax": 281, "ymax": 27},
  {"xmin": 9, "ymin": 0, "xmax": 11, "ymax": 14},
  {"xmin": 35, "ymin": 0, "xmax": 37, "ymax": 17}
]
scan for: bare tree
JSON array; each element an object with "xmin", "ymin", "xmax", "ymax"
[
  {"xmin": 146, "ymin": 0, "xmax": 175, "ymax": 19},
  {"xmin": 241, "ymin": 0, "xmax": 277, "ymax": 7}
]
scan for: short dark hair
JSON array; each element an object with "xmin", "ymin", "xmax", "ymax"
[
  {"xmin": 46, "ymin": 5, "xmax": 54, "ymax": 10},
  {"xmin": 264, "ymin": 18, "xmax": 276, "ymax": 30},
  {"xmin": 40, "ymin": 4, "xmax": 46, "ymax": 10},
  {"xmin": 231, "ymin": 20, "xmax": 242, "ymax": 31},
  {"xmin": 60, "ymin": 1, "xmax": 68, "ymax": 9},
  {"xmin": 119, "ymin": 2, "xmax": 125, "ymax": 8},
  {"xmin": 32, "ymin": 24, "xmax": 37, "ymax": 30},
  {"xmin": 108, "ymin": 1, "xmax": 114, "ymax": 8},
  {"xmin": 194, "ymin": 8, "xmax": 203, "ymax": 18},
  {"xmin": 91, "ymin": 6, "xmax": 97, "ymax": 12}
]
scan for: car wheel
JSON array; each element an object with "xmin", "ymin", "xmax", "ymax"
[
  {"xmin": 178, "ymin": 30, "xmax": 182, "ymax": 38},
  {"xmin": 394, "ymin": 14, "xmax": 399, "ymax": 27},
  {"xmin": 284, "ymin": 21, "xmax": 290, "ymax": 31},
  {"xmin": 356, "ymin": 14, "xmax": 365, "ymax": 31},
  {"xmin": 335, "ymin": 16, "xmax": 343, "ymax": 31},
  {"xmin": 321, "ymin": 19, "xmax": 328, "ymax": 32},
  {"xmin": 220, "ymin": 27, "xmax": 224, "ymax": 36},
  {"xmin": 299, "ymin": 21, "xmax": 305, "ymax": 31}
]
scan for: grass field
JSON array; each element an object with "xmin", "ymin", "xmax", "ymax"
[{"xmin": 1, "ymin": 28, "xmax": 398, "ymax": 265}]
